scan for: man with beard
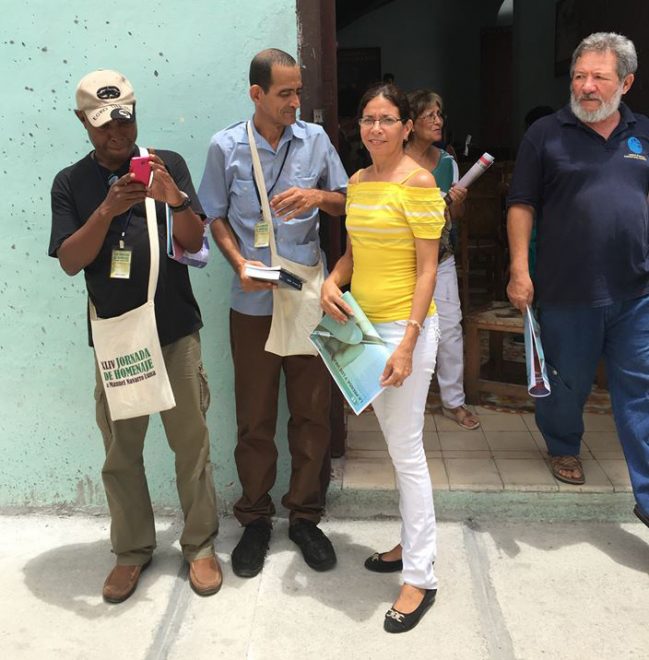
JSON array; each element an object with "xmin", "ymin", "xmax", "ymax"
[{"xmin": 506, "ymin": 33, "xmax": 649, "ymax": 523}]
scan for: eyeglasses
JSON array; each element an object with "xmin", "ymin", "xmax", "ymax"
[
  {"xmin": 358, "ymin": 116, "xmax": 403, "ymax": 128},
  {"xmin": 419, "ymin": 111, "xmax": 444, "ymax": 123}
]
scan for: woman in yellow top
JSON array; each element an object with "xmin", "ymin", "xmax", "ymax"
[{"xmin": 321, "ymin": 84, "xmax": 446, "ymax": 634}]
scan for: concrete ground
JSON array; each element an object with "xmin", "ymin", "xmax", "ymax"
[{"xmin": 2, "ymin": 512, "xmax": 649, "ymax": 660}]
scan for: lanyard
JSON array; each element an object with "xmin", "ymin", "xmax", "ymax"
[
  {"xmin": 92, "ymin": 153, "xmax": 134, "ymax": 245},
  {"xmin": 251, "ymin": 140, "xmax": 291, "ymax": 209},
  {"xmin": 117, "ymin": 210, "xmax": 134, "ymax": 248}
]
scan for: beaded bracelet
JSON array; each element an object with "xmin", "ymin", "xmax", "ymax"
[{"xmin": 407, "ymin": 319, "xmax": 423, "ymax": 334}]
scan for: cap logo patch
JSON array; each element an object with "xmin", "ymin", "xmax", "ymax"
[
  {"xmin": 97, "ymin": 86, "xmax": 121, "ymax": 100},
  {"xmin": 110, "ymin": 107, "xmax": 133, "ymax": 120}
]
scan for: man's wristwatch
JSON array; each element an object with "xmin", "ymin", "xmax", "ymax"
[{"xmin": 169, "ymin": 192, "xmax": 192, "ymax": 212}]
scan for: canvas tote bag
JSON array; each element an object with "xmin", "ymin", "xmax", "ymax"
[
  {"xmin": 90, "ymin": 148, "xmax": 176, "ymax": 420},
  {"xmin": 247, "ymin": 121, "xmax": 323, "ymax": 356}
]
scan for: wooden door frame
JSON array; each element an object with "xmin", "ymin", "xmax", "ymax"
[{"xmin": 296, "ymin": 0, "xmax": 346, "ymax": 457}]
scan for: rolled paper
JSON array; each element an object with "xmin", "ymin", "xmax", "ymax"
[{"xmin": 455, "ymin": 152, "xmax": 495, "ymax": 189}]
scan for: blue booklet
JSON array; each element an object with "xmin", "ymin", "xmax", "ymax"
[
  {"xmin": 524, "ymin": 306, "xmax": 551, "ymax": 397},
  {"xmin": 310, "ymin": 292, "xmax": 390, "ymax": 415}
]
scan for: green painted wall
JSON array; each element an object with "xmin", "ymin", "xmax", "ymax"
[{"xmin": 0, "ymin": 1, "xmax": 298, "ymax": 510}]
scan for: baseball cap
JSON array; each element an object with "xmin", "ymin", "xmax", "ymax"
[{"xmin": 76, "ymin": 70, "xmax": 136, "ymax": 127}]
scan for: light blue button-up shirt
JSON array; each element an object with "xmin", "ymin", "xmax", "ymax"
[{"xmin": 198, "ymin": 119, "xmax": 348, "ymax": 315}]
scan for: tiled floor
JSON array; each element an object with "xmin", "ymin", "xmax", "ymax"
[{"xmin": 341, "ymin": 406, "xmax": 631, "ymax": 494}]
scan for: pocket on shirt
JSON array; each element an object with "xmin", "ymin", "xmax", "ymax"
[
  {"xmin": 231, "ymin": 177, "xmax": 260, "ymax": 220},
  {"xmin": 294, "ymin": 174, "xmax": 318, "ymax": 188},
  {"xmin": 277, "ymin": 174, "xmax": 320, "ymax": 222}
]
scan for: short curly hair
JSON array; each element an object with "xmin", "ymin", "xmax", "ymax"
[{"xmin": 570, "ymin": 32, "xmax": 637, "ymax": 80}]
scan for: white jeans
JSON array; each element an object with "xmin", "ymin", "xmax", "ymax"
[
  {"xmin": 372, "ymin": 316, "xmax": 440, "ymax": 590},
  {"xmin": 434, "ymin": 256, "xmax": 465, "ymax": 409}
]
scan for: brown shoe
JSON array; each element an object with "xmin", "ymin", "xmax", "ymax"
[
  {"xmin": 103, "ymin": 558, "xmax": 151, "ymax": 604},
  {"xmin": 189, "ymin": 555, "xmax": 223, "ymax": 597}
]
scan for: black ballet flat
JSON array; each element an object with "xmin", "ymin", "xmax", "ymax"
[
  {"xmin": 364, "ymin": 552, "xmax": 403, "ymax": 573},
  {"xmin": 383, "ymin": 589, "xmax": 437, "ymax": 633}
]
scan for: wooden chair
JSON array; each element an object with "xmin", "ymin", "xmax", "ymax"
[
  {"xmin": 464, "ymin": 302, "xmax": 527, "ymax": 404},
  {"xmin": 464, "ymin": 302, "xmax": 610, "ymax": 405},
  {"xmin": 457, "ymin": 162, "xmax": 512, "ymax": 312}
]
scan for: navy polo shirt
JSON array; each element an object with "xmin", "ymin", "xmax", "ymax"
[{"xmin": 508, "ymin": 103, "xmax": 649, "ymax": 306}]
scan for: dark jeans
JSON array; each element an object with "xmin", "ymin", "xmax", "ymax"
[
  {"xmin": 535, "ymin": 295, "xmax": 649, "ymax": 512},
  {"xmin": 229, "ymin": 310, "xmax": 332, "ymax": 525}
]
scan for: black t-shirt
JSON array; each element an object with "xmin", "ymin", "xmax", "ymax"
[{"xmin": 49, "ymin": 147, "xmax": 204, "ymax": 346}]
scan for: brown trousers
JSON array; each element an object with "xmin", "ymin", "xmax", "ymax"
[
  {"xmin": 95, "ymin": 332, "xmax": 219, "ymax": 565},
  {"xmin": 229, "ymin": 310, "xmax": 331, "ymax": 525}
]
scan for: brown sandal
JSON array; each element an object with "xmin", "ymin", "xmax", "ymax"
[
  {"xmin": 549, "ymin": 455, "xmax": 585, "ymax": 485},
  {"xmin": 442, "ymin": 406, "xmax": 481, "ymax": 430}
]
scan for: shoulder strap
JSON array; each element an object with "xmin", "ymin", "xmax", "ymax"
[
  {"xmin": 141, "ymin": 147, "xmax": 159, "ymax": 303},
  {"xmin": 398, "ymin": 167, "xmax": 427, "ymax": 185},
  {"xmin": 247, "ymin": 121, "xmax": 278, "ymax": 256}
]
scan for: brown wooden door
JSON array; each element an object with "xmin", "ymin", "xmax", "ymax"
[
  {"xmin": 480, "ymin": 26, "xmax": 514, "ymax": 158},
  {"xmin": 297, "ymin": 0, "xmax": 346, "ymax": 457}
]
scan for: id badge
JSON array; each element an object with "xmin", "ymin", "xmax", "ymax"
[
  {"xmin": 110, "ymin": 246, "xmax": 132, "ymax": 279},
  {"xmin": 254, "ymin": 219, "xmax": 270, "ymax": 248}
]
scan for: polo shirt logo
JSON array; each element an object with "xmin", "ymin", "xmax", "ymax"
[
  {"xmin": 624, "ymin": 136, "xmax": 646, "ymax": 161},
  {"xmin": 627, "ymin": 137, "xmax": 643, "ymax": 154}
]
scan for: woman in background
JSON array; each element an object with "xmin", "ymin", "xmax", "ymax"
[
  {"xmin": 321, "ymin": 84, "xmax": 445, "ymax": 633},
  {"xmin": 405, "ymin": 89, "xmax": 480, "ymax": 430}
]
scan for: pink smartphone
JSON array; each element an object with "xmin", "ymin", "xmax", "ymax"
[{"xmin": 129, "ymin": 156, "xmax": 152, "ymax": 186}]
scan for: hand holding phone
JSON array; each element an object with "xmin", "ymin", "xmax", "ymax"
[{"xmin": 129, "ymin": 156, "xmax": 153, "ymax": 186}]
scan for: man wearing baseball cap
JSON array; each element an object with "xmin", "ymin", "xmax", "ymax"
[
  {"xmin": 75, "ymin": 69, "xmax": 136, "ymax": 126},
  {"xmin": 49, "ymin": 69, "xmax": 221, "ymax": 603}
]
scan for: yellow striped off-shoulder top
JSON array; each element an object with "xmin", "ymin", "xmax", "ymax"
[{"xmin": 346, "ymin": 168, "xmax": 446, "ymax": 323}]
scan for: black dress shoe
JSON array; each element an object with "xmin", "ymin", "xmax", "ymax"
[
  {"xmin": 634, "ymin": 504, "xmax": 649, "ymax": 528},
  {"xmin": 364, "ymin": 552, "xmax": 403, "ymax": 573},
  {"xmin": 231, "ymin": 520, "xmax": 272, "ymax": 578},
  {"xmin": 383, "ymin": 589, "xmax": 437, "ymax": 634},
  {"xmin": 289, "ymin": 519, "xmax": 337, "ymax": 571}
]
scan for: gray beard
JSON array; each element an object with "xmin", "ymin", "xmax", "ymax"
[{"xmin": 570, "ymin": 85, "xmax": 623, "ymax": 123}]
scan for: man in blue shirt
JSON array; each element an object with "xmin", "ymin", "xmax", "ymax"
[
  {"xmin": 507, "ymin": 33, "xmax": 649, "ymax": 525},
  {"xmin": 199, "ymin": 49, "xmax": 347, "ymax": 577}
]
